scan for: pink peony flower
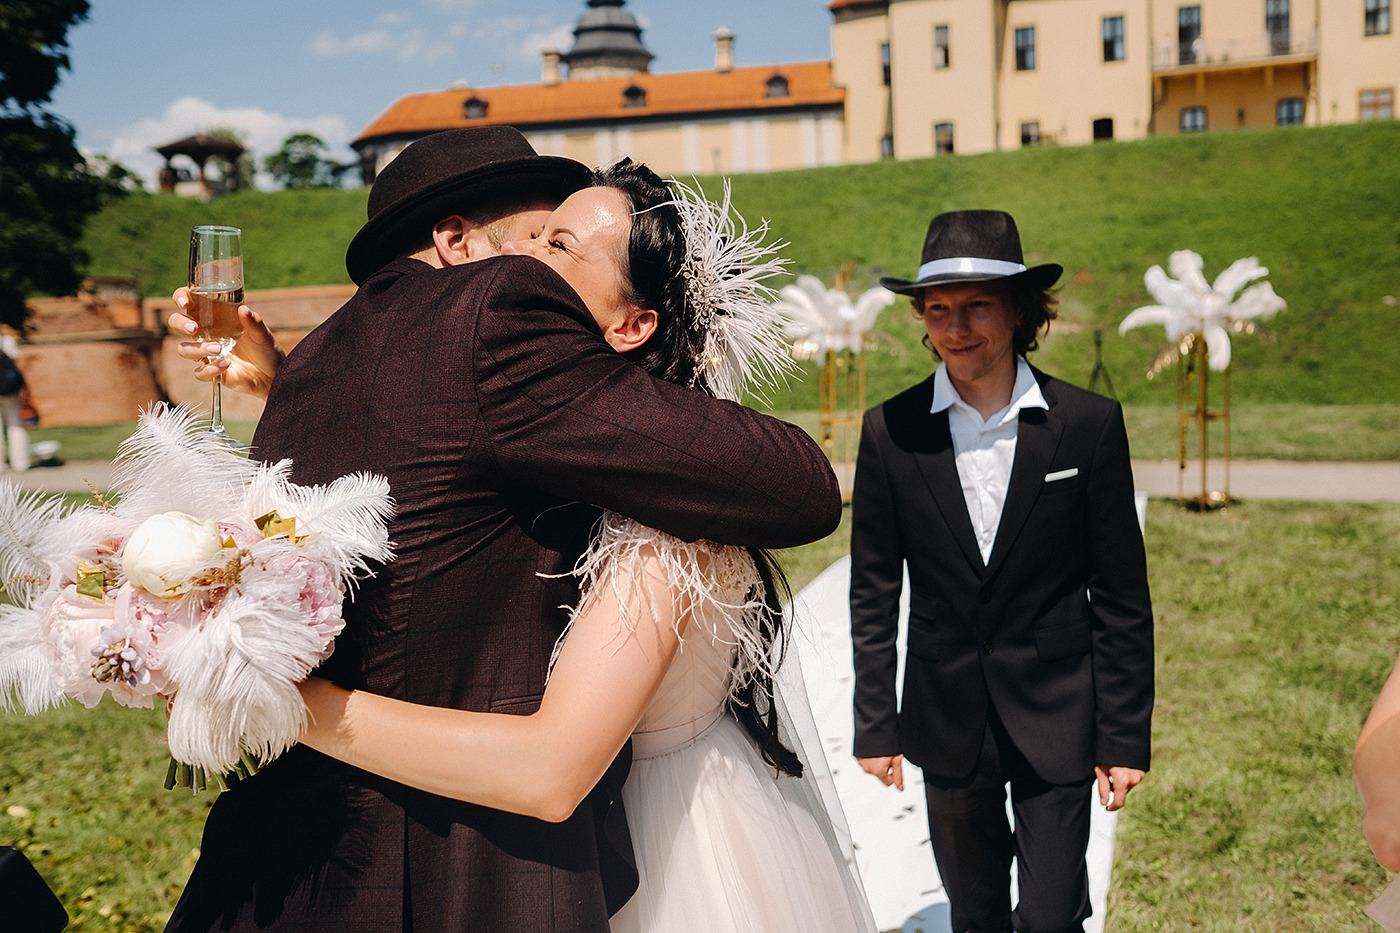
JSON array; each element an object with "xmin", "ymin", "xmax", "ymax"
[{"xmin": 40, "ymin": 584, "xmax": 117, "ymax": 708}]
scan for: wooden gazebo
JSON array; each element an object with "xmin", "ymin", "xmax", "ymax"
[{"xmin": 155, "ymin": 133, "xmax": 245, "ymax": 200}]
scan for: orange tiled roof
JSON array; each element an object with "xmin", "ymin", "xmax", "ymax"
[
  {"xmin": 827, "ymin": 0, "xmax": 888, "ymax": 10},
  {"xmin": 355, "ymin": 61, "xmax": 844, "ymax": 144}
]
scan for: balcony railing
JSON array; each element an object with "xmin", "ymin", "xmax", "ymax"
[{"xmin": 1154, "ymin": 30, "xmax": 1318, "ymax": 71}]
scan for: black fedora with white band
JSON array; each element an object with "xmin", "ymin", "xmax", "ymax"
[{"xmin": 880, "ymin": 209, "xmax": 1062, "ymax": 295}]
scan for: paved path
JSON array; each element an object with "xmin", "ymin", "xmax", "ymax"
[
  {"xmin": 1130, "ymin": 459, "xmax": 1400, "ymax": 502},
  {"xmin": 14, "ymin": 458, "xmax": 1399, "ymax": 501}
]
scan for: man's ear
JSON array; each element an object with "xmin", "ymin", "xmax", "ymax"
[
  {"xmin": 607, "ymin": 307, "xmax": 658, "ymax": 353},
  {"xmin": 431, "ymin": 216, "xmax": 496, "ymax": 266}
]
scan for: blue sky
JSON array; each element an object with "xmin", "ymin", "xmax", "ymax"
[{"xmin": 50, "ymin": 0, "xmax": 835, "ymax": 188}]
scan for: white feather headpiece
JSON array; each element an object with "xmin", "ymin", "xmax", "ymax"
[{"xmin": 666, "ymin": 178, "xmax": 797, "ymax": 404}]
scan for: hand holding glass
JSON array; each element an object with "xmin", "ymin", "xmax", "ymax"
[{"xmin": 187, "ymin": 226, "xmax": 245, "ymax": 444}]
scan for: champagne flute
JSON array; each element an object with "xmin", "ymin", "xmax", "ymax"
[{"xmin": 187, "ymin": 225, "xmax": 245, "ymax": 445}]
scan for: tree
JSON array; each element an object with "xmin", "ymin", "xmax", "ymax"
[
  {"xmin": 207, "ymin": 126, "xmax": 255, "ymax": 192},
  {"xmin": 0, "ymin": 0, "xmax": 118, "ymax": 332},
  {"xmin": 84, "ymin": 153, "xmax": 144, "ymax": 199},
  {"xmin": 264, "ymin": 133, "xmax": 349, "ymax": 189}
]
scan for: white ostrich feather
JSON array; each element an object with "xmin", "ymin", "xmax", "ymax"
[
  {"xmin": 0, "ymin": 602, "xmax": 62, "ymax": 714},
  {"xmin": 667, "ymin": 177, "xmax": 797, "ymax": 403},
  {"xmin": 109, "ymin": 405, "xmax": 259, "ymax": 521},
  {"xmin": 1212, "ymin": 257, "xmax": 1271, "ymax": 298},
  {"xmin": 1120, "ymin": 250, "xmax": 1285, "ymax": 372},
  {"xmin": 243, "ymin": 464, "xmax": 394, "ymax": 583},
  {"xmin": 776, "ymin": 274, "xmax": 898, "ymax": 357},
  {"xmin": 163, "ymin": 571, "xmax": 324, "ymax": 771}
]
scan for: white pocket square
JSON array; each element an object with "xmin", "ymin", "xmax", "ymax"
[{"xmin": 1044, "ymin": 468, "xmax": 1079, "ymax": 482}]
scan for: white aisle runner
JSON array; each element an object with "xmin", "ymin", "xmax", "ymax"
[{"xmin": 786, "ymin": 556, "xmax": 1119, "ymax": 933}]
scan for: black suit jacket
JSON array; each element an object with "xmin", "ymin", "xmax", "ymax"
[
  {"xmin": 167, "ymin": 256, "xmax": 841, "ymax": 933},
  {"xmin": 849, "ymin": 367, "xmax": 1152, "ymax": 785}
]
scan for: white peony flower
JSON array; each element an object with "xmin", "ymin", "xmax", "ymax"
[{"xmin": 122, "ymin": 511, "xmax": 225, "ymax": 597}]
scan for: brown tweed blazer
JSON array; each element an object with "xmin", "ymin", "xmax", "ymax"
[{"xmin": 166, "ymin": 255, "xmax": 841, "ymax": 933}]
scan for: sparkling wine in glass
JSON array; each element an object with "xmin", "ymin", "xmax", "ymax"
[{"xmin": 188, "ymin": 225, "xmax": 245, "ymax": 445}]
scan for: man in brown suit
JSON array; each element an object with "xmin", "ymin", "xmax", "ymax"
[{"xmin": 165, "ymin": 128, "xmax": 841, "ymax": 933}]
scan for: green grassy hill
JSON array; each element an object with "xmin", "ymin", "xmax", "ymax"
[{"xmin": 80, "ymin": 121, "xmax": 1400, "ymax": 408}]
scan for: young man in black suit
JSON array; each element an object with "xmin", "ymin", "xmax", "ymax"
[{"xmin": 849, "ymin": 210, "xmax": 1153, "ymax": 933}]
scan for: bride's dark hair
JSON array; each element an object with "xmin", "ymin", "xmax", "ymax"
[{"xmin": 591, "ymin": 157, "xmax": 804, "ymax": 779}]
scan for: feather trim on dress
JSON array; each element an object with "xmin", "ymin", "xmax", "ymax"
[{"xmin": 552, "ymin": 512, "xmax": 775, "ymax": 705}]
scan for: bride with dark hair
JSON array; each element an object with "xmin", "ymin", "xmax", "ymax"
[{"xmin": 294, "ymin": 159, "xmax": 875, "ymax": 933}]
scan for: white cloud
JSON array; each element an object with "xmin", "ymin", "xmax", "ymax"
[
  {"xmin": 309, "ymin": 21, "xmax": 454, "ymax": 64},
  {"xmin": 309, "ymin": 28, "xmax": 398, "ymax": 57},
  {"xmin": 392, "ymin": 29, "xmax": 456, "ymax": 63},
  {"xmin": 423, "ymin": 0, "xmax": 483, "ymax": 11},
  {"xmin": 103, "ymin": 96, "xmax": 353, "ymax": 191},
  {"xmin": 514, "ymin": 23, "xmax": 575, "ymax": 62}
]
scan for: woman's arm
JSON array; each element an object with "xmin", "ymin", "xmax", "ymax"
[
  {"xmin": 299, "ymin": 546, "xmax": 685, "ymax": 822},
  {"xmin": 1356, "ymin": 651, "xmax": 1400, "ymax": 870}
]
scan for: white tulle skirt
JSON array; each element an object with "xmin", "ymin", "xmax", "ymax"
[{"xmin": 611, "ymin": 712, "xmax": 873, "ymax": 933}]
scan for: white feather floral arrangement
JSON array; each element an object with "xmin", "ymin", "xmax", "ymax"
[
  {"xmin": 774, "ymin": 274, "xmax": 903, "ymax": 359},
  {"xmin": 0, "ymin": 404, "xmax": 393, "ymax": 788},
  {"xmin": 1118, "ymin": 250, "xmax": 1285, "ymax": 378}
]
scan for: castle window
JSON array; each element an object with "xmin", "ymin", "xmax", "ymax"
[
  {"xmin": 1179, "ymin": 7, "xmax": 1202, "ymax": 64},
  {"xmin": 1181, "ymin": 106, "xmax": 1207, "ymax": 132},
  {"xmin": 623, "ymin": 85, "xmax": 648, "ymax": 108},
  {"xmin": 765, "ymin": 75, "xmax": 790, "ymax": 98},
  {"xmin": 934, "ymin": 122, "xmax": 955, "ymax": 153},
  {"xmin": 1103, "ymin": 16, "xmax": 1125, "ymax": 62},
  {"xmin": 1366, "ymin": 0, "xmax": 1391, "ymax": 36},
  {"xmin": 934, "ymin": 25, "xmax": 950, "ymax": 69},
  {"xmin": 1015, "ymin": 27, "xmax": 1036, "ymax": 71},
  {"xmin": 1360, "ymin": 88, "xmax": 1394, "ymax": 119},
  {"xmin": 463, "ymin": 97, "xmax": 488, "ymax": 120},
  {"xmin": 1277, "ymin": 97, "xmax": 1305, "ymax": 125},
  {"xmin": 1267, "ymin": 0, "xmax": 1290, "ymax": 53}
]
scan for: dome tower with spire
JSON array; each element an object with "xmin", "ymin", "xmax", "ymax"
[{"xmin": 563, "ymin": 0, "xmax": 654, "ymax": 80}]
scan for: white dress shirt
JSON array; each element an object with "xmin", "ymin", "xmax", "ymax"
[{"xmin": 930, "ymin": 358, "xmax": 1048, "ymax": 564}]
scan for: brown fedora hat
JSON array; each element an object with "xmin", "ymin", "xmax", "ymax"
[
  {"xmin": 880, "ymin": 209, "xmax": 1062, "ymax": 295},
  {"xmin": 345, "ymin": 127, "xmax": 592, "ymax": 284}
]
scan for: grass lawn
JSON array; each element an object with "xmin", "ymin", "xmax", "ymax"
[
  {"xmin": 1109, "ymin": 500, "xmax": 1399, "ymax": 932},
  {"xmin": 3, "ymin": 499, "xmax": 1396, "ymax": 930}
]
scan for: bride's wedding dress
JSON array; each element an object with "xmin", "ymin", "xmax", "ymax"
[{"xmin": 571, "ymin": 515, "xmax": 875, "ymax": 933}]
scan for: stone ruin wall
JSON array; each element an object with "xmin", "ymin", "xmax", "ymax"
[{"xmin": 12, "ymin": 279, "xmax": 356, "ymax": 426}]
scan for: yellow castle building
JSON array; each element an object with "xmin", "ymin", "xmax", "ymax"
[
  {"xmin": 352, "ymin": 0, "xmax": 1397, "ymax": 178},
  {"xmin": 834, "ymin": 0, "xmax": 1397, "ymax": 157}
]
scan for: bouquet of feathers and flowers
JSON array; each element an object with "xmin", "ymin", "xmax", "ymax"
[{"xmin": 0, "ymin": 405, "xmax": 393, "ymax": 788}]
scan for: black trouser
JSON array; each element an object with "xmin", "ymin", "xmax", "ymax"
[{"xmin": 921, "ymin": 708, "xmax": 1093, "ymax": 933}]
